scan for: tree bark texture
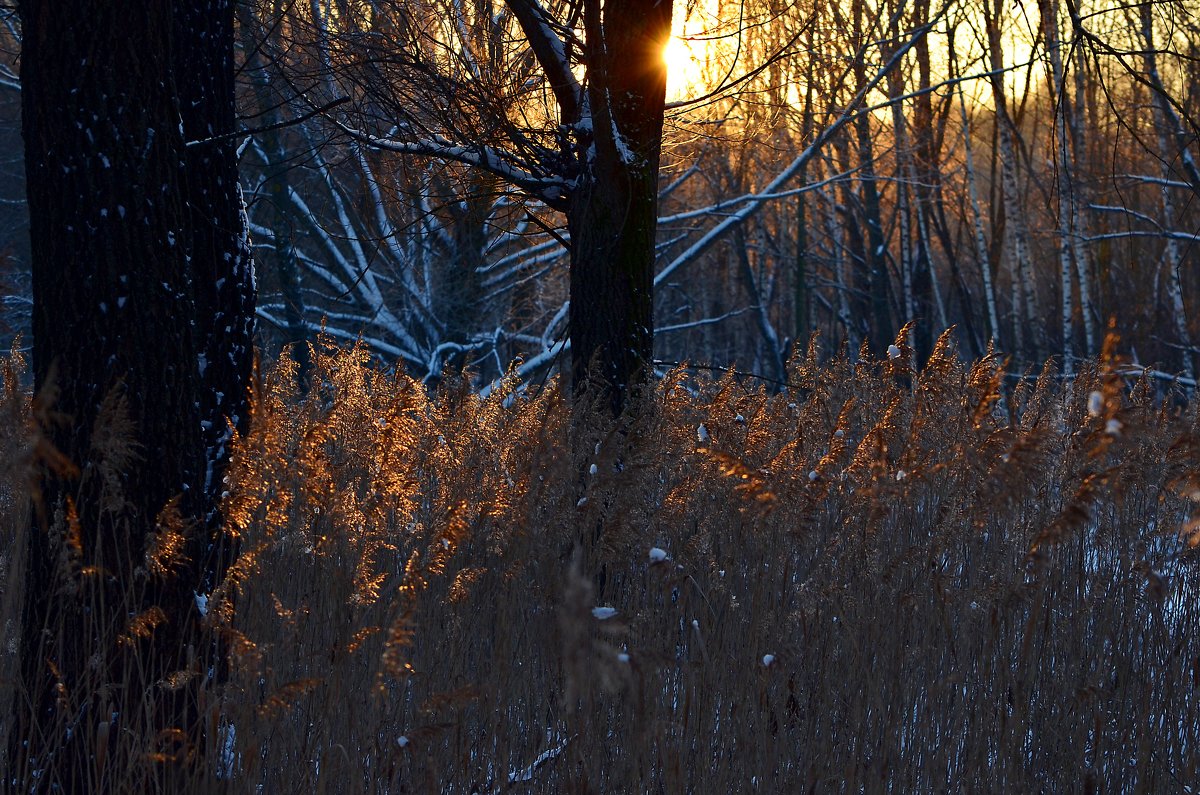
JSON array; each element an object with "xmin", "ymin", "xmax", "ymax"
[
  {"xmin": 11, "ymin": 0, "xmax": 253, "ymax": 789},
  {"xmin": 568, "ymin": 0, "xmax": 672, "ymax": 414}
]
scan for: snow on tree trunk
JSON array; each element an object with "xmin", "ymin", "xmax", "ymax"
[
  {"xmin": 1040, "ymin": 0, "xmax": 1085, "ymax": 372},
  {"xmin": 10, "ymin": 0, "xmax": 253, "ymax": 786},
  {"xmin": 986, "ymin": 0, "xmax": 1038, "ymax": 357},
  {"xmin": 567, "ymin": 0, "xmax": 672, "ymax": 414}
]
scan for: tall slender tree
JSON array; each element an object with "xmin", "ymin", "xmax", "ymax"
[{"xmin": 10, "ymin": 0, "xmax": 253, "ymax": 788}]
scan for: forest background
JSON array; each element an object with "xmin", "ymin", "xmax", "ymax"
[
  {"xmin": 0, "ymin": 0, "xmax": 1198, "ymax": 384},
  {"xmin": 1, "ymin": 0, "xmax": 1200, "ymax": 791}
]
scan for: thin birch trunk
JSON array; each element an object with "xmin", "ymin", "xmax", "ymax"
[
  {"xmin": 955, "ymin": 60, "xmax": 999, "ymax": 342},
  {"xmin": 1069, "ymin": 42, "xmax": 1097, "ymax": 355},
  {"xmin": 986, "ymin": 0, "xmax": 1038, "ymax": 356},
  {"xmin": 1142, "ymin": 4, "xmax": 1196, "ymax": 379},
  {"xmin": 918, "ymin": 206, "xmax": 949, "ymax": 332},
  {"xmin": 1040, "ymin": 0, "xmax": 1078, "ymax": 373},
  {"xmin": 886, "ymin": 32, "xmax": 915, "ymax": 332}
]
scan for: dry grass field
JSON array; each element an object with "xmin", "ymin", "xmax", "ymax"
[{"xmin": 2, "ymin": 330, "xmax": 1198, "ymax": 792}]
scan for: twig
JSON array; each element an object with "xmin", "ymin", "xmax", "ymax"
[{"xmin": 185, "ymin": 96, "xmax": 350, "ymax": 148}]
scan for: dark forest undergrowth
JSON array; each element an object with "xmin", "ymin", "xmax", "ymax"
[{"xmin": 2, "ymin": 330, "xmax": 1199, "ymax": 792}]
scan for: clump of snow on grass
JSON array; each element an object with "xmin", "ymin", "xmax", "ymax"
[
  {"xmin": 592, "ymin": 606, "xmax": 617, "ymax": 620},
  {"xmin": 576, "ymin": 497, "xmax": 588, "ymax": 508},
  {"xmin": 696, "ymin": 423, "xmax": 710, "ymax": 443},
  {"xmin": 1087, "ymin": 390, "xmax": 1104, "ymax": 417},
  {"xmin": 761, "ymin": 654, "xmax": 775, "ymax": 667},
  {"xmin": 1105, "ymin": 418, "xmax": 1122, "ymax": 436},
  {"xmin": 887, "ymin": 344, "xmax": 901, "ymax": 359},
  {"xmin": 808, "ymin": 469, "xmax": 819, "ymax": 482},
  {"xmin": 588, "ymin": 463, "xmax": 598, "ymax": 475},
  {"xmin": 734, "ymin": 414, "xmax": 745, "ymax": 424},
  {"xmin": 616, "ymin": 652, "xmax": 630, "ymax": 663},
  {"xmin": 834, "ymin": 428, "xmax": 845, "ymax": 438},
  {"xmin": 396, "ymin": 736, "xmax": 409, "ymax": 748},
  {"xmin": 649, "ymin": 546, "xmax": 668, "ymax": 564}
]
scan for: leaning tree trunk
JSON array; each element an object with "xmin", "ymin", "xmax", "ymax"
[
  {"xmin": 11, "ymin": 0, "xmax": 253, "ymax": 789},
  {"xmin": 567, "ymin": 0, "xmax": 672, "ymax": 415}
]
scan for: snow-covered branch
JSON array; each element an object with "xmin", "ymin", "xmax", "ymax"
[
  {"xmin": 333, "ymin": 122, "xmax": 571, "ymax": 209},
  {"xmin": 506, "ymin": 0, "xmax": 582, "ymax": 124},
  {"xmin": 655, "ymin": 10, "xmax": 943, "ymax": 287}
]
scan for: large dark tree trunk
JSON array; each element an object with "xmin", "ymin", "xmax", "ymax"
[
  {"xmin": 175, "ymin": 0, "xmax": 256, "ymax": 569},
  {"xmin": 567, "ymin": 0, "xmax": 671, "ymax": 415},
  {"xmin": 10, "ymin": 0, "xmax": 253, "ymax": 789}
]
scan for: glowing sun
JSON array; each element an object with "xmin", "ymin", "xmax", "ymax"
[{"xmin": 663, "ymin": 35, "xmax": 706, "ymax": 99}]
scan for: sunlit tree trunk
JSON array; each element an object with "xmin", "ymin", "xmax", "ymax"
[
  {"xmin": 1039, "ymin": 0, "xmax": 1083, "ymax": 372},
  {"xmin": 886, "ymin": 54, "xmax": 916, "ymax": 332},
  {"xmin": 567, "ymin": 0, "xmax": 672, "ymax": 413},
  {"xmin": 986, "ymin": 0, "xmax": 1037, "ymax": 357},
  {"xmin": 1068, "ymin": 42, "xmax": 1097, "ymax": 356}
]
